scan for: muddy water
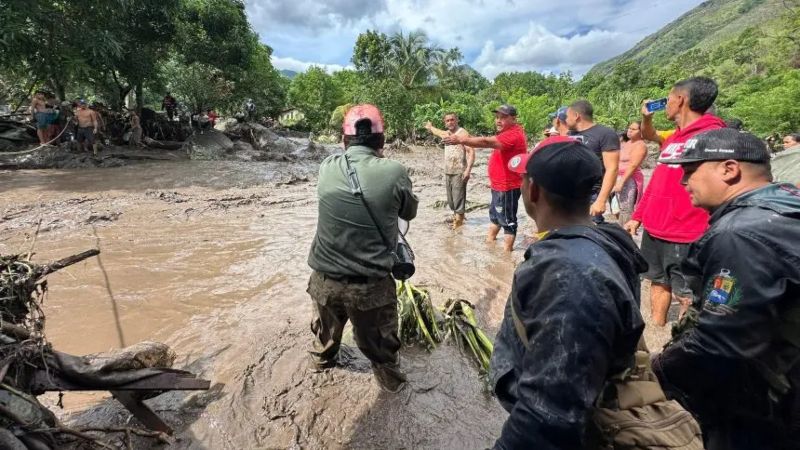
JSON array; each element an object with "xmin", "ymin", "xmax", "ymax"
[
  {"xmin": 0, "ymin": 151, "xmax": 524, "ymax": 448},
  {"xmin": 0, "ymin": 149, "xmax": 670, "ymax": 448}
]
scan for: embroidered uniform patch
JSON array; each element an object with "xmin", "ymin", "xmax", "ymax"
[{"xmin": 702, "ymin": 268, "xmax": 742, "ymax": 314}]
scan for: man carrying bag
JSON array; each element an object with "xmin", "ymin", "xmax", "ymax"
[{"xmin": 306, "ymin": 104, "xmax": 418, "ymax": 393}]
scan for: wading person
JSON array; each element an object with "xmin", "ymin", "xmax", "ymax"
[
  {"xmin": 489, "ymin": 136, "xmax": 646, "ymax": 449},
  {"xmin": 307, "ymin": 104, "xmax": 418, "ymax": 393},
  {"xmin": 565, "ymin": 100, "xmax": 621, "ymax": 223},
  {"xmin": 74, "ymin": 100, "xmax": 98, "ymax": 154},
  {"xmin": 626, "ymin": 77, "xmax": 726, "ymax": 326},
  {"xmin": 425, "ymin": 113, "xmax": 475, "ymax": 228},
  {"xmin": 162, "ymin": 93, "xmax": 177, "ymax": 121},
  {"xmin": 652, "ymin": 129, "xmax": 800, "ymax": 450},
  {"xmin": 29, "ymin": 91, "xmax": 50, "ymax": 145},
  {"xmin": 443, "ymin": 105, "xmax": 526, "ymax": 252},
  {"xmin": 129, "ymin": 110, "xmax": 142, "ymax": 147},
  {"xmin": 613, "ymin": 121, "xmax": 647, "ymax": 225}
]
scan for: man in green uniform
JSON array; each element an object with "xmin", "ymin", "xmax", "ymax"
[{"xmin": 307, "ymin": 104, "xmax": 418, "ymax": 393}]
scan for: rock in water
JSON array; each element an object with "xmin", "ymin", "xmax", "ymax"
[
  {"xmin": 184, "ymin": 130, "xmax": 234, "ymax": 160},
  {"xmin": 223, "ymin": 122, "xmax": 335, "ymax": 161},
  {"xmin": 81, "ymin": 341, "xmax": 176, "ymax": 371}
]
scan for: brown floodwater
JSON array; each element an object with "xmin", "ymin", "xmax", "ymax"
[
  {"xmin": 0, "ymin": 149, "xmax": 668, "ymax": 449},
  {"xmin": 0, "ymin": 151, "xmax": 524, "ymax": 449}
]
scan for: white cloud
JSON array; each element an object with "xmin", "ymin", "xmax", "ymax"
[
  {"xmin": 244, "ymin": 0, "xmax": 707, "ymax": 78},
  {"xmin": 271, "ymin": 55, "xmax": 350, "ymax": 74},
  {"xmin": 473, "ymin": 24, "xmax": 631, "ymax": 78}
]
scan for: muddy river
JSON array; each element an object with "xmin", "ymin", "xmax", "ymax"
[{"xmin": 0, "ymin": 147, "xmax": 668, "ymax": 449}]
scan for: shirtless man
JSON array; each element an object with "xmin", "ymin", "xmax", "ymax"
[
  {"xmin": 74, "ymin": 100, "xmax": 98, "ymax": 153},
  {"xmin": 425, "ymin": 113, "xmax": 475, "ymax": 228},
  {"xmin": 29, "ymin": 91, "xmax": 49, "ymax": 144},
  {"xmin": 129, "ymin": 110, "xmax": 142, "ymax": 147}
]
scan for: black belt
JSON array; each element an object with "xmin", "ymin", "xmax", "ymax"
[{"xmin": 321, "ymin": 273, "xmax": 386, "ymax": 284}]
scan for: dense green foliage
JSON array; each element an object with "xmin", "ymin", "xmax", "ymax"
[
  {"xmin": 0, "ymin": 0, "xmax": 283, "ymax": 116},
  {"xmin": 290, "ymin": 0, "xmax": 797, "ymax": 140},
  {"xmin": 2, "ymin": 0, "xmax": 796, "ymax": 139}
]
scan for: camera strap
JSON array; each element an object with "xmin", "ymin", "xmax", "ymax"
[{"xmin": 342, "ymin": 153, "xmax": 398, "ymax": 261}]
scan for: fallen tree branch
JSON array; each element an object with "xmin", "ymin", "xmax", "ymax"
[{"xmin": 40, "ymin": 249, "xmax": 100, "ymax": 277}]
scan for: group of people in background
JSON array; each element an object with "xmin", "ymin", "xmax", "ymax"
[{"xmin": 406, "ymin": 76, "xmax": 799, "ymax": 449}]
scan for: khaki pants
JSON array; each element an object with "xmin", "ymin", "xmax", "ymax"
[
  {"xmin": 307, "ymin": 271, "xmax": 404, "ymax": 384},
  {"xmin": 445, "ymin": 174, "xmax": 466, "ymax": 214},
  {"xmin": 129, "ymin": 127, "xmax": 142, "ymax": 147}
]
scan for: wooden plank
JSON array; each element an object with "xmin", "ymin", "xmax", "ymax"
[
  {"xmin": 30, "ymin": 371, "xmax": 210, "ymax": 392},
  {"xmin": 111, "ymin": 390, "xmax": 173, "ymax": 434}
]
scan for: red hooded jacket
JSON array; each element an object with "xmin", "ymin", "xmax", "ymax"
[{"xmin": 632, "ymin": 114, "xmax": 726, "ymax": 243}]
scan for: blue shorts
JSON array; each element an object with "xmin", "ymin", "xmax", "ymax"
[{"xmin": 489, "ymin": 189, "xmax": 521, "ymax": 235}]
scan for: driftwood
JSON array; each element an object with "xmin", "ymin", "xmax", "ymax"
[
  {"xmin": 0, "ymin": 249, "xmax": 210, "ymax": 447},
  {"xmin": 39, "ymin": 249, "xmax": 99, "ymax": 277},
  {"xmin": 142, "ymin": 136, "xmax": 183, "ymax": 150}
]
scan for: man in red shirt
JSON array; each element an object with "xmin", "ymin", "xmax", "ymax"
[
  {"xmin": 444, "ymin": 105, "xmax": 527, "ymax": 252},
  {"xmin": 625, "ymin": 77, "xmax": 726, "ymax": 326}
]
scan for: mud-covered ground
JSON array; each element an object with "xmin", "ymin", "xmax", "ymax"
[{"xmin": 0, "ymin": 146, "xmax": 670, "ymax": 449}]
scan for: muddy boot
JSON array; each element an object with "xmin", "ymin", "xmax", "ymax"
[
  {"xmin": 308, "ymin": 354, "xmax": 338, "ymax": 373},
  {"xmin": 452, "ymin": 213, "xmax": 465, "ymax": 229},
  {"xmin": 372, "ymin": 363, "xmax": 407, "ymax": 393}
]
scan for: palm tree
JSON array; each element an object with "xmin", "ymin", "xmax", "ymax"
[{"xmin": 388, "ymin": 31, "xmax": 443, "ymax": 90}]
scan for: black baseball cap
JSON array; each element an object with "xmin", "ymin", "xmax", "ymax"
[
  {"xmin": 659, "ymin": 128, "xmax": 770, "ymax": 165},
  {"xmin": 493, "ymin": 104, "xmax": 517, "ymax": 116},
  {"xmin": 508, "ymin": 136, "xmax": 602, "ymax": 199}
]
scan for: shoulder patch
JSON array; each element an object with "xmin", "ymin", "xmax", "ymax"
[
  {"xmin": 509, "ymin": 155, "xmax": 522, "ymax": 169},
  {"xmin": 702, "ymin": 268, "xmax": 742, "ymax": 314}
]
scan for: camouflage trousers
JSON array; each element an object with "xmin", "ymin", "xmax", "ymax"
[{"xmin": 306, "ymin": 271, "xmax": 404, "ymax": 385}]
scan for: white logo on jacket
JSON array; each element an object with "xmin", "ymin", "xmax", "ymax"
[{"xmin": 659, "ymin": 143, "xmax": 685, "ymax": 168}]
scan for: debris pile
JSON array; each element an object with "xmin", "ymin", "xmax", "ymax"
[
  {"xmin": 396, "ymin": 281, "xmax": 494, "ymax": 378},
  {"xmin": 0, "ymin": 250, "xmax": 208, "ymax": 448}
]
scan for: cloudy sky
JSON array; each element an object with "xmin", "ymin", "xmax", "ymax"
[{"xmin": 244, "ymin": 0, "xmax": 705, "ymax": 78}]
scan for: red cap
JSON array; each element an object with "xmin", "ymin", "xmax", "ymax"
[
  {"xmin": 343, "ymin": 104, "xmax": 385, "ymax": 135},
  {"xmin": 508, "ymin": 135, "xmax": 577, "ymax": 174}
]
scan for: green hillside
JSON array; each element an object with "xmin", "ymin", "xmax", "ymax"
[
  {"xmin": 590, "ymin": 0, "xmax": 781, "ymax": 75},
  {"xmin": 578, "ymin": 0, "xmax": 800, "ymax": 136}
]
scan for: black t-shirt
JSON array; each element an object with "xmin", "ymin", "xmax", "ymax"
[{"xmin": 569, "ymin": 124, "xmax": 620, "ymax": 192}]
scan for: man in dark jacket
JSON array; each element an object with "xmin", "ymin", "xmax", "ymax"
[
  {"xmin": 652, "ymin": 129, "xmax": 800, "ymax": 450},
  {"xmin": 489, "ymin": 136, "xmax": 647, "ymax": 449}
]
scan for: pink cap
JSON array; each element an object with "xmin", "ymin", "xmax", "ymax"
[{"xmin": 343, "ymin": 104, "xmax": 385, "ymax": 135}]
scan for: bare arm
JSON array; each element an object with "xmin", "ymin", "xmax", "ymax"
[
  {"xmin": 618, "ymin": 142, "xmax": 647, "ymax": 186},
  {"xmin": 591, "ymin": 151, "xmax": 619, "ymax": 216},
  {"xmin": 444, "ymin": 133, "xmax": 501, "ymax": 149},
  {"xmin": 464, "ymin": 145, "xmax": 475, "ymax": 173},
  {"xmin": 640, "ymin": 100, "xmax": 662, "ymax": 144},
  {"xmin": 424, "ymin": 122, "xmax": 450, "ymax": 139}
]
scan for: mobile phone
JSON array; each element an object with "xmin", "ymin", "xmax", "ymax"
[{"xmin": 646, "ymin": 98, "xmax": 668, "ymax": 113}]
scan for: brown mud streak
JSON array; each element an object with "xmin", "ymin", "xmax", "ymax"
[{"xmin": 0, "ymin": 145, "xmax": 669, "ymax": 448}]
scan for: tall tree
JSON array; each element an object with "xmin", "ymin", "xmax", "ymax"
[
  {"xmin": 287, "ymin": 67, "xmax": 342, "ymax": 131},
  {"xmin": 352, "ymin": 30, "xmax": 392, "ymax": 79}
]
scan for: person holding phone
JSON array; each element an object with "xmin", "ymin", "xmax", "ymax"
[{"xmin": 626, "ymin": 77, "xmax": 726, "ymax": 327}]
